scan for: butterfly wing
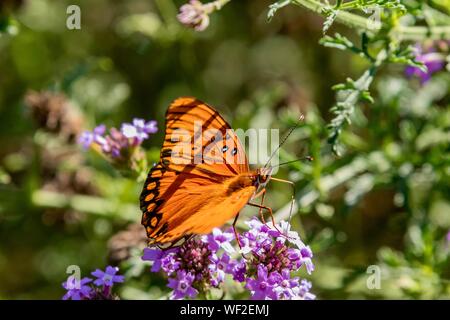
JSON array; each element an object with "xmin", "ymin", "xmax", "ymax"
[
  {"xmin": 140, "ymin": 97, "xmax": 254, "ymax": 244},
  {"xmin": 140, "ymin": 163, "xmax": 255, "ymax": 244},
  {"xmin": 161, "ymin": 97, "xmax": 249, "ymax": 179}
]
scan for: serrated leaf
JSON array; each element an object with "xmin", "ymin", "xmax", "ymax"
[
  {"xmin": 322, "ymin": 9, "xmax": 339, "ymax": 34},
  {"xmin": 267, "ymin": 0, "xmax": 291, "ymax": 21}
]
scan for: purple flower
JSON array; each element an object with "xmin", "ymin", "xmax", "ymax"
[
  {"xmin": 209, "ymin": 253, "xmax": 236, "ymax": 286},
  {"xmin": 246, "ymin": 217, "xmax": 281, "ymax": 238},
  {"xmin": 160, "ymin": 251, "xmax": 181, "ymax": 275},
  {"xmin": 168, "ymin": 271, "xmax": 198, "ymax": 300},
  {"xmin": 143, "ymin": 217, "xmax": 314, "ymax": 300},
  {"xmin": 239, "ymin": 218, "xmax": 314, "ymax": 275},
  {"xmin": 405, "ymin": 44, "xmax": 447, "ymax": 84},
  {"xmin": 144, "ymin": 237, "xmax": 218, "ymax": 297},
  {"xmin": 245, "ymin": 265, "xmax": 277, "ymax": 300},
  {"xmin": 300, "ymin": 246, "xmax": 315, "ymax": 274},
  {"xmin": 121, "ymin": 118, "xmax": 158, "ymax": 143},
  {"xmin": 246, "ymin": 217, "xmax": 264, "ymax": 230},
  {"xmin": 203, "ymin": 228, "xmax": 235, "ymax": 253},
  {"xmin": 293, "ymin": 279, "xmax": 316, "ymax": 300},
  {"xmin": 62, "ymin": 277, "xmax": 93, "ymax": 300},
  {"xmin": 79, "ymin": 119, "xmax": 157, "ymax": 160},
  {"xmin": 142, "ymin": 248, "xmax": 167, "ymax": 272},
  {"xmin": 238, "ymin": 231, "xmax": 258, "ymax": 255},
  {"xmin": 61, "ymin": 266, "xmax": 125, "ymax": 300},
  {"xmin": 237, "ymin": 218, "xmax": 315, "ymax": 299},
  {"xmin": 214, "ymin": 253, "xmax": 236, "ymax": 274},
  {"xmin": 300, "ymin": 246, "xmax": 313, "ymax": 258},
  {"xmin": 276, "ymin": 220, "xmax": 306, "ymax": 248},
  {"xmin": 91, "ymin": 266, "xmax": 124, "ymax": 287},
  {"xmin": 231, "ymin": 259, "xmax": 247, "ymax": 282},
  {"xmin": 78, "ymin": 125, "xmax": 106, "ymax": 149},
  {"xmin": 177, "ymin": 0, "xmax": 211, "ymax": 31},
  {"xmin": 101, "ymin": 128, "xmax": 129, "ymax": 158},
  {"xmin": 142, "ymin": 247, "xmax": 180, "ymax": 274},
  {"xmin": 140, "ymin": 119, "xmax": 158, "ymax": 134},
  {"xmin": 273, "ymin": 269, "xmax": 300, "ymax": 300}
]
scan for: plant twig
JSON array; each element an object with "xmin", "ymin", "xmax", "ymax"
[
  {"xmin": 327, "ymin": 48, "xmax": 388, "ymax": 154},
  {"xmin": 290, "ymin": 0, "xmax": 450, "ymax": 40}
]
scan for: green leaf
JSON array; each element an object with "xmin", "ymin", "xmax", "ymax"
[
  {"xmin": 360, "ymin": 90, "xmax": 374, "ymax": 103},
  {"xmin": 322, "ymin": 8, "xmax": 339, "ymax": 34}
]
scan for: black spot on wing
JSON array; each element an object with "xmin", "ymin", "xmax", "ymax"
[{"xmin": 140, "ymin": 164, "xmax": 168, "ymax": 233}]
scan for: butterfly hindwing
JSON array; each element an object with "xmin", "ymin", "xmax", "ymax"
[{"xmin": 140, "ymin": 162, "xmax": 255, "ymax": 244}]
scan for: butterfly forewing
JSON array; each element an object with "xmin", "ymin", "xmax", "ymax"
[{"xmin": 161, "ymin": 97, "xmax": 249, "ymax": 178}]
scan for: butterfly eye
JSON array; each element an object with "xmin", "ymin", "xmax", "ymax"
[
  {"xmin": 222, "ymin": 146, "xmax": 229, "ymax": 152},
  {"xmin": 231, "ymin": 147, "xmax": 237, "ymax": 155}
]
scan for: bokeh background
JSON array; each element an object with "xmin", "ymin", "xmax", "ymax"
[{"xmin": 0, "ymin": 0, "xmax": 449, "ymax": 299}]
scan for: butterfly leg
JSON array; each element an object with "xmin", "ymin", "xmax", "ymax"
[
  {"xmin": 269, "ymin": 177, "xmax": 297, "ymax": 235},
  {"xmin": 252, "ymin": 188, "xmax": 267, "ymax": 223},
  {"xmin": 247, "ymin": 202, "xmax": 284, "ymax": 235},
  {"xmin": 270, "ymin": 177, "xmax": 296, "ymax": 213},
  {"xmin": 232, "ymin": 212, "xmax": 242, "ymax": 249}
]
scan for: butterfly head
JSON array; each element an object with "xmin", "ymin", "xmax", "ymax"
[{"xmin": 255, "ymin": 167, "xmax": 273, "ymax": 188}]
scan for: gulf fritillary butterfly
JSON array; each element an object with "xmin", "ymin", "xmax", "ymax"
[{"xmin": 140, "ymin": 97, "xmax": 291, "ymax": 246}]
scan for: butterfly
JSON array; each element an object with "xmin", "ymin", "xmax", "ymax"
[{"xmin": 140, "ymin": 97, "xmax": 297, "ymax": 247}]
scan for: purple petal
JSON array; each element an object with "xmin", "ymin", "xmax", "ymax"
[
  {"xmin": 105, "ymin": 266, "xmax": 118, "ymax": 276},
  {"xmin": 93, "ymin": 124, "xmax": 106, "ymax": 135},
  {"xmin": 121, "ymin": 123, "xmax": 138, "ymax": 138},
  {"xmin": 91, "ymin": 269, "xmax": 104, "ymax": 278},
  {"xmin": 112, "ymin": 275, "xmax": 125, "ymax": 283}
]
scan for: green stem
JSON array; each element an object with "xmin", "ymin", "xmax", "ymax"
[
  {"xmin": 338, "ymin": 0, "xmax": 379, "ymax": 10},
  {"xmin": 154, "ymin": 0, "xmax": 178, "ymax": 24},
  {"xmin": 205, "ymin": 0, "xmax": 232, "ymax": 13},
  {"xmin": 214, "ymin": 0, "xmax": 232, "ymax": 9},
  {"xmin": 291, "ymin": 0, "xmax": 450, "ymax": 40}
]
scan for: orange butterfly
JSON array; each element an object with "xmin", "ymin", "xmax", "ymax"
[{"xmin": 140, "ymin": 97, "xmax": 293, "ymax": 246}]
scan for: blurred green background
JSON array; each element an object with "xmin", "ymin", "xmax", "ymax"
[{"xmin": 0, "ymin": 0, "xmax": 449, "ymax": 299}]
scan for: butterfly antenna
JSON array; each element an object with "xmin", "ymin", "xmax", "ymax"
[
  {"xmin": 270, "ymin": 156, "xmax": 314, "ymax": 168},
  {"xmin": 263, "ymin": 114, "xmax": 305, "ymax": 169}
]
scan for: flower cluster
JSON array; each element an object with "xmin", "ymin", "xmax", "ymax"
[
  {"xmin": 78, "ymin": 118, "xmax": 157, "ymax": 176},
  {"xmin": 178, "ymin": 0, "xmax": 211, "ymax": 31},
  {"xmin": 143, "ymin": 236, "xmax": 218, "ymax": 299},
  {"xmin": 177, "ymin": 0, "xmax": 228, "ymax": 31},
  {"xmin": 405, "ymin": 41, "xmax": 449, "ymax": 84},
  {"xmin": 142, "ymin": 218, "xmax": 315, "ymax": 300},
  {"xmin": 239, "ymin": 219, "xmax": 315, "ymax": 300},
  {"xmin": 79, "ymin": 118, "xmax": 157, "ymax": 158},
  {"xmin": 62, "ymin": 266, "xmax": 124, "ymax": 300}
]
